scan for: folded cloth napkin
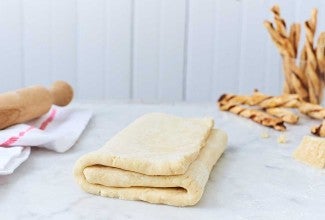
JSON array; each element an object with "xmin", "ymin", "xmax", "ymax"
[
  {"xmin": 74, "ymin": 113, "xmax": 227, "ymax": 206},
  {"xmin": 0, "ymin": 106, "xmax": 92, "ymax": 175}
]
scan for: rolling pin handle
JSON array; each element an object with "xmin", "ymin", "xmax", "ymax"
[{"xmin": 49, "ymin": 81, "xmax": 74, "ymax": 106}]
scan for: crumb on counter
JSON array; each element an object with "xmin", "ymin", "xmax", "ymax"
[
  {"xmin": 277, "ymin": 134, "xmax": 287, "ymax": 144},
  {"xmin": 261, "ymin": 132, "xmax": 270, "ymax": 138}
]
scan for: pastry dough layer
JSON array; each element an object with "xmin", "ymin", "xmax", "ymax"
[{"xmin": 74, "ymin": 113, "xmax": 227, "ymax": 206}]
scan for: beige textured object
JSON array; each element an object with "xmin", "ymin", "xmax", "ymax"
[
  {"xmin": 293, "ymin": 136, "xmax": 325, "ymax": 168},
  {"xmin": 74, "ymin": 113, "xmax": 227, "ymax": 206},
  {"xmin": 0, "ymin": 81, "xmax": 73, "ymax": 129}
]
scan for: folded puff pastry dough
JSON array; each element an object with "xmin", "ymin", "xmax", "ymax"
[{"xmin": 74, "ymin": 113, "xmax": 227, "ymax": 206}]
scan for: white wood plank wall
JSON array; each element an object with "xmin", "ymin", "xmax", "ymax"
[{"xmin": 0, "ymin": 0, "xmax": 324, "ymax": 102}]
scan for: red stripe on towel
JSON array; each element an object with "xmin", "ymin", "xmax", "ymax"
[
  {"xmin": 0, "ymin": 108, "xmax": 57, "ymax": 147},
  {"xmin": 0, "ymin": 126, "xmax": 35, "ymax": 147},
  {"xmin": 39, "ymin": 109, "xmax": 57, "ymax": 130}
]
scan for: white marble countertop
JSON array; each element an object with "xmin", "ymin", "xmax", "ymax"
[{"xmin": 1, "ymin": 102, "xmax": 325, "ymax": 220}]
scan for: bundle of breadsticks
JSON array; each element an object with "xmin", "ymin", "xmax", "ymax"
[
  {"xmin": 264, "ymin": 5, "xmax": 325, "ymax": 104},
  {"xmin": 216, "ymin": 5, "xmax": 325, "ymax": 137},
  {"xmin": 218, "ymin": 90, "xmax": 325, "ymax": 137}
]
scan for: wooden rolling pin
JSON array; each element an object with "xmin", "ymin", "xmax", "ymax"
[{"xmin": 0, "ymin": 81, "xmax": 73, "ymax": 129}]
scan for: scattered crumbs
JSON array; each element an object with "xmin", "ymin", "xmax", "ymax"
[
  {"xmin": 261, "ymin": 132, "xmax": 270, "ymax": 139},
  {"xmin": 277, "ymin": 134, "xmax": 287, "ymax": 144}
]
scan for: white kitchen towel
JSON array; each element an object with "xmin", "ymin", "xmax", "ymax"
[{"xmin": 0, "ymin": 106, "xmax": 92, "ymax": 175}]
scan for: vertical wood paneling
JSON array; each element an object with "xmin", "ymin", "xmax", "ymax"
[
  {"xmin": 132, "ymin": 0, "xmax": 160, "ymax": 101},
  {"xmin": 238, "ymin": 0, "xmax": 267, "ymax": 94},
  {"xmin": 0, "ymin": 0, "xmax": 324, "ymax": 101},
  {"xmin": 295, "ymin": 0, "xmax": 325, "ymax": 40},
  {"xmin": 105, "ymin": 0, "xmax": 132, "ymax": 99},
  {"xmin": 77, "ymin": 0, "xmax": 105, "ymax": 99},
  {"xmin": 51, "ymin": 0, "xmax": 77, "ymax": 89},
  {"xmin": 0, "ymin": 0, "xmax": 23, "ymax": 92},
  {"xmin": 158, "ymin": 0, "xmax": 186, "ymax": 102},
  {"xmin": 185, "ymin": 0, "xmax": 216, "ymax": 102},
  {"xmin": 318, "ymin": 1, "xmax": 325, "ymax": 32},
  {"xmin": 213, "ymin": 0, "xmax": 242, "ymax": 98},
  {"xmin": 22, "ymin": 0, "xmax": 51, "ymax": 86},
  {"xmin": 264, "ymin": 40, "xmax": 282, "ymax": 95},
  {"xmin": 295, "ymin": 0, "xmax": 323, "ymax": 23}
]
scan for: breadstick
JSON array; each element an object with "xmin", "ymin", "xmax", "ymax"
[
  {"xmin": 289, "ymin": 23, "xmax": 301, "ymax": 57},
  {"xmin": 299, "ymin": 21, "xmax": 309, "ymax": 80},
  {"xmin": 285, "ymin": 56, "xmax": 309, "ymax": 101},
  {"xmin": 263, "ymin": 21, "xmax": 291, "ymax": 56},
  {"xmin": 218, "ymin": 92, "xmax": 300, "ymax": 109},
  {"xmin": 218, "ymin": 93, "xmax": 249, "ymax": 110},
  {"xmin": 288, "ymin": 23, "xmax": 308, "ymax": 89},
  {"xmin": 264, "ymin": 20, "xmax": 306, "ymax": 98},
  {"xmin": 263, "ymin": 23, "xmax": 295, "ymax": 58},
  {"xmin": 307, "ymin": 9, "xmax": 318, "ymax": 43},
  {"xmin": 218, "ymin": 104, "xmax": 286, "ymax": 131},
  {"xmin": 305, "ymin": 34, "xmax": 320, "ymax": 103},
  {"xmin": 0, "ymin": 81, "xmax": 73, "ymax": 130},
  {"xmin": 317, "ymin": 32, "xmax": 325, "ymax": 83},
  {"xmin": 300, "ymin": 47, "xmax": 307, "ymax": 76},
  {"xmin": 311, "ymin": 120, "xmax": 325, "ymax": 137},
  {"xmin": 271, "ymin": 5, "xmax": 296, "ymax": 58},
  {"xmin": 271, "ymin": 5, "xmax": 287, "ymax": 37},
  {"xmin": 298, "ymin": 102, "xmax": 325, "ymax": 119},
  {"xmin": 249, "ymin": 91, "xmax": 300, "ymax": 108},
  {"xmin": 218, "ymin": 91, "xmax": 325, "ymax": 120},
  {"xmin": 286, "ymin": 23, "xmax": 307, "ymax": 100},
  {"xmin": 265, "ymin": 107, "xmax": 299, "ymax": 124},
  {"xmin": 263, "ymin": 22, "xmax": 292, "ymax": 93},
  {"xmin": 301, "ymin": 9, "xmax": 317, "ymax": 59},
  {"xmin": 303, "ymin": 9, "xmax": 320, "ymax": 103}
]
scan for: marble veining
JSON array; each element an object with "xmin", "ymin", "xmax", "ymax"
[{"xmin": 1, "ymin": 102, "xmax": 325, "ymax": 220}]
